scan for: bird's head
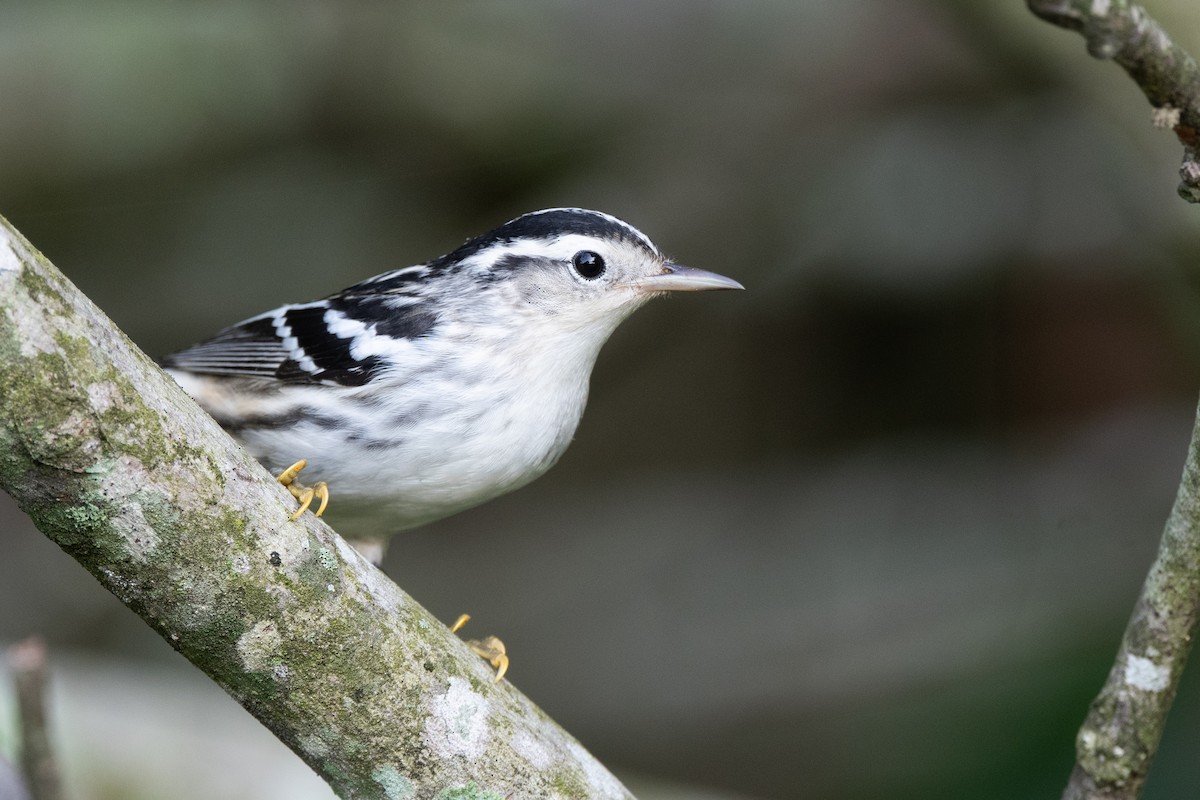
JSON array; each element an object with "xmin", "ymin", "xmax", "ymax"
[{"xmin": 439, "ymin": 208, "xmax": 743, "ymax": 335}]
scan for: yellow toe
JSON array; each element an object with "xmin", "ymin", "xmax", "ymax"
[
  {"xmin": 451, "ymin": 614, "xmax": 509, "ymax": 683},
  {"xmin": 276, "ymin": 460, "xmax": 331, "ymax": 521},
  {"xmin": 277, "ymin": 459, "xmax": 308, "ymax": 488},
  {"xmin": 288, "ymin": 487, "xmax": 315, "ymax": 521}
]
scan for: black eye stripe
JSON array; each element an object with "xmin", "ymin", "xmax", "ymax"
[{"xmin": 572, "ymin": 250, "xmax": 606, "ymax": 280}]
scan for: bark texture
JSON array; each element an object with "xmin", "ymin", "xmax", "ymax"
[{"xmin": 1060, "ymin": 403, "xmax": 1200, "ymax": 799}]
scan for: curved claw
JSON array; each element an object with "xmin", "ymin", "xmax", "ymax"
[
  {"xmin": 488, "ymin": 648, "xmax": 509, "ymax": 683},
  {"xmin": 288, "ymin": 487, "xmax": 315, "ymax": 521},
  {"xmin": 311, "ymin": 482, "xmax": 329, "ymax": 517},
  {"xmin": 467, "ymin": 636, "xmax": 509, "ymax": 684},
  {"xmin": 489, "ymin": 652, "xmax": 508, "ymax": 681}
]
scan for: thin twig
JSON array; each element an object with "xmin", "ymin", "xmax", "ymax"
[
  {"xmin": 1027, "ymin": 3, "xmax": 1200, "ymax": 797},
  {"xmin": 8, "ymin": 638, "xmax": 63, "ymax": 800},
  {"xmin": 1060, "ymin": 402, "xmax": 1200, "ymax": 799},
  {"xmin": 1028, "ymin": 0, "xmax": 1200, "ymax": 202}
]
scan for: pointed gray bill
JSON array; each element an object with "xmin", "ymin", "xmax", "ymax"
[{"xmin": 631, "ymin": 263, "xmax": 745, "ymax": 293}]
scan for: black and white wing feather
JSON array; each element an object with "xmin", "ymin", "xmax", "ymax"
[{"xmin": 163, "ymin": 288, "xmax": 438, "ymax": 387}]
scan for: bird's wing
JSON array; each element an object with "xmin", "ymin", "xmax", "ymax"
[{"xmin": 162, "ymin": 293, "xmax": 437, "ymax": 387}]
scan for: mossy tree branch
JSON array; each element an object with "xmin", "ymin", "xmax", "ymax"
[
  {"xmin": 0, "ymin": 215, "xmax": 632, "ymax": 799},
  {"xmin": 1029, "ymin": 3, "xmax": 1200, "ymax": 797}
]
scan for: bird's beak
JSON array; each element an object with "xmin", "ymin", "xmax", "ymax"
[{"xmin": 630, "ymin": 263, "xmax": 745, "ymax": 293}]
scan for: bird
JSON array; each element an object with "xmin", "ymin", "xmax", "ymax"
[{"xmin": 162, "ymin": 208, "xmax": 743, "ymax": 565}]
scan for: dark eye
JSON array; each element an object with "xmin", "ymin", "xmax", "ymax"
[{"xmin": 571, "ymin": 250, "xmax": 606, "ymax": 280}]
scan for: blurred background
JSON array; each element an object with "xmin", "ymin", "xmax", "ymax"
[{"xmin": 3, "ymin": 1, "xmax": 1200, "ymax": 798}]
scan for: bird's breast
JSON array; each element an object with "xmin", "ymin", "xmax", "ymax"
[{"xmin": 275, "ymin": 345, "xmax": 594, "ymax": 528}]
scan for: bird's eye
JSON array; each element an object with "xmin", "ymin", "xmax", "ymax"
[{"xmin": 571, "ymin": 250, "xmax": 606, "ymax": 280}]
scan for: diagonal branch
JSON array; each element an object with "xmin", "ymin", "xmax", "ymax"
[
  {"xmin": 0, "ymin": 214, "xmax": 633, "ymax": 800},
  {"xmin": 1028, "ymin": 0, "xmax": 1200, "ymax": 202},
  {"xmin": 1029, "ymin": 3, "xmax": 1200, "ymax": 797}
]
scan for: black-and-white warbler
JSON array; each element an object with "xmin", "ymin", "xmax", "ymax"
[{"xmin": 163, "ymin": 208, "xmax": 742, "ymax": 563}]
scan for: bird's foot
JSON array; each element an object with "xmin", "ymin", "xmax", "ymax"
[
  {"xmin": 276, "ymin": 459, "xmax": 330, "ymax": 521},
  {"xmin": 451, "ymin": 614, "xmax": 508, "ymax": 683}
]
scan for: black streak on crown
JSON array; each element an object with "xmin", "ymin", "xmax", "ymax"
[{"xmin": 429, "ymin": 210, "xmax": 658, "ymax": 275}]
